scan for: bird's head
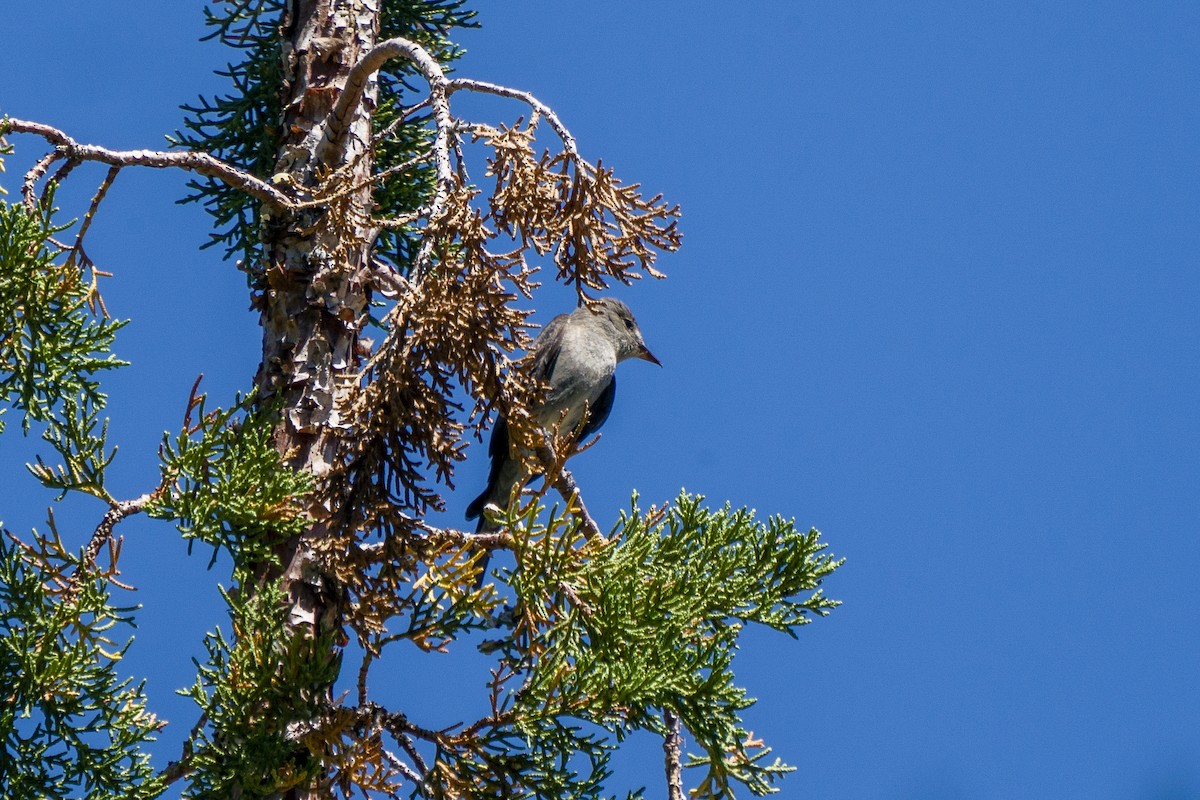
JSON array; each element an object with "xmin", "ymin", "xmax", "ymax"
[{"xmin": 591, "ymin": 297, "xmax": 661, "ymax": 366}]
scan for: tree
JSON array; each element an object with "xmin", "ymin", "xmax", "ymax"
[{"xmin": 0, "ymin": 2, "xmax": 842, "ymax": 798}]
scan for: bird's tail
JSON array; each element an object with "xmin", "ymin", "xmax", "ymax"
[
  {"xmin": 470, "ymin": 512, "xmax": 493, "ymax": 588},
  {"xmin": 464, "ymin": 488, "xmax": 489, "ymax": 522}
]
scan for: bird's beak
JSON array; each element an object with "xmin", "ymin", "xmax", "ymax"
[{"xmin": 639, "ymin": 345, "xmax": 662, "ymax": 367}]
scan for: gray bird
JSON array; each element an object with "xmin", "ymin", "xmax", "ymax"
[{"xmin": 465, "ymin": 298, "xmax": 661, "ymax": 557}]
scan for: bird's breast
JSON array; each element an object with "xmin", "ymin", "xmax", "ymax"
[{"xmin": 538, "ymin": 325, "xmax": 617, "ymax": 432}]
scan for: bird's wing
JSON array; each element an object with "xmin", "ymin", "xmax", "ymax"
[
  {"xmin": 487, "ymin": 414, "xmax": 510, "ymax": 461},
  {"xmin": 466, "ymin": 415, "xmax": 511, "ymax": 521},
  {"xmin": 579, "ymin": 374, "xmax": 616, "ymax": 439},
  {"xmin": 466, "ymin": 314, "xmax": 569, "ymax": 522},
  {"xmin": 529, "ymin": 312, "xmax": 570, "ymax": 382}
]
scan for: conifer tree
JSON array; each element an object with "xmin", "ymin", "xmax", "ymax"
[{"xmin": 0, "ymin": 3, "xmax": 842, "ymax": 797}]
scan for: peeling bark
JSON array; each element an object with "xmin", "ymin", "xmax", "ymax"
[{"xmin": 252, "ymin": 4, "xmax": 381, "ymax": 794}]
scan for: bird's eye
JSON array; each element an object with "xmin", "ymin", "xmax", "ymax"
[{"xmin": 623, "ymin": 318, "xmax": 634, "ymax": 330}]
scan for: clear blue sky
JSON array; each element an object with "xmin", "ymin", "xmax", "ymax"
[{"xmin": 3, "ymin": 3, "xmax": 1199, "ymax": 798}]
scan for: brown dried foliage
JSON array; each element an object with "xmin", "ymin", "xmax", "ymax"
[
  {"xmin": 484, "ymin": 123, "xmax": 681, "ymax": 296},
  {"xmin": 312, "ymin": 119, "xmax": 680, "ymax": 683}
]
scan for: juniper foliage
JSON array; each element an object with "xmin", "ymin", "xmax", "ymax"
[{"xmin": 0, "ymin": 4, "xmax": 841, "ymax": 797}]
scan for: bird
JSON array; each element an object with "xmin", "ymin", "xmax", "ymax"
[{"xmin": 465, "ymin": 298, "xmax": 661, "ymax": 579}]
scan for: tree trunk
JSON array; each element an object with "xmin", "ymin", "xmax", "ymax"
[{"xmin": 253, "ymin": 2, "xmax": 378, "ymax": 794}]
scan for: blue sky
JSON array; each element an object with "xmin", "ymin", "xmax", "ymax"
[{"xmin": 3, "ymin": 2, "xmax": 1199, "ymax": 798}]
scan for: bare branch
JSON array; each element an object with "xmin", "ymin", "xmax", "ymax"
[
  {"xmin": 368, "ymin": 257, "xmax": 414, "ymax": 298},
  {"xmin": 324, "ymin": 37, "xmax": 455, "ymax": 276},
  {"xmin": 158, "ymin": 712, "xmax": 208, "ymax": 787},
  {"xmin": 447, "ymin": 78, "xmax": 580, "ymax": 159},
  {"xmin": 395, "ymin": 730, "xmax": 430, "ymax": 779},
  {"xmin": 663, "ymin": 708, "xmax": 685, "ymax": 800},
  {"xmin": 531, "ymin": 439, "xmax": 605, "ymax": 543},
  {"xmin": 327, "ymin": 37, "xmax": 453, "ymax": 189},
  {"xmin": 63, "ymin": 491, "xmax": 158, "ymax": 600},
  {"xmin": 357, "ymin": 521, "xmax": 514, "ymax": 562},
  {"xmin": 42, "ymin": 156, "xmax": 83, "ymax": 205},
  {"xmin": 546, "ymin": 464, "xmax": 604, "ymax": 542},
  {"xmin": 374, "ymin": 97, "xmax": 433, "ymax": 144},
  {"xmin": 23, "ymin": 150, "xmax": 60, "ymax": 208},
  {"xmin": 382, "ymin": 747, "xmax": 425, "ymax": 792},
  {"xmin": 5, "ymin": 118, "xmax": 293, "ymax": 209},
  {"xmin": 71, "ymin": 166, "xmax": 120, "ymax": 264}
]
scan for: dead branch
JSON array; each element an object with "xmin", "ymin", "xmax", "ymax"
[
  {"xmin": 324, "ymin": 37, "xmax": 455, "ymax": 278},
  {"xmin": 663, "ymin": 708, "xmax": 685, "ymax": 800},
  {"xmin": 23, "ymin": 150, "xmax": 61, "ymax": 207},
  {"xmin": 62, "ymin": 491, "xmax": 158, "ymax": 600},
  {"xmin": 447, "ymin": 78, "xmax": 579, "ymax": 160},
  {"xmin": 531, "ymin": 436, "xmax": 605, "ymax": 543},
  {"xmin": 5, "ymin": 118, "xmax": 293, "ymax": 209},
  {"xmin": 71, "ymin": 166, "xmax": 120, "ymax": 267},
  {"xmin": 356, "ymin": 522, "xmax": 514, "ymax": 562},
  {"xmin": 158, "ymin": 712, "xmax": 208, "ymax": 787}
]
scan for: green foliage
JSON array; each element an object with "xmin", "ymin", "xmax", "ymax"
[
  {"xmin": 27, "ymin": 396, "xmax": 118, "ymax": 502},
  {"xmin": 173, "ymin": 0, "xmax": 476, "ymax": 274},
  {"xmin": 0, "ymin": 193, "xmax": 127, "ymax": 502},
  {"xmin": 141, "ymin": 390, "xmax": 327, "ymax": 796},
  {"xmin": 171, "ymin": 0, "xmax": 286, "ymax": 268},
  {"xmin": 451, "ymin": 492, "xmax": 842, "ymax": 799},
  {"xmin": 577, "ymin": 494, "xmax": 839, "ymax": 798},
  {"xmin": 146, "ymin": 391, "xmax": 312, "ymax": 571},
  {"xmin": 180, "ymin": 581, "xmax": 341, "ymax": 799},
  {"xmin": 3, "ymin": 6, "xmax": 841, "ymax": 796},
  {"xmin": 0, "ymin": 527, "xmax": 162, "ymax": 799}
]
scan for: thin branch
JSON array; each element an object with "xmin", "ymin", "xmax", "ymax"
[
  {"xmin": 6, "ymin": 118, "xmax": 293, "ymax": 209},
  {"xmin": 42, "ymin": 156, "xmax": 83, "ymax": 205},
  {"xmin": 159, "ymin": 712, "xmax": 209, "ymax": 787},
  {"xmin": 63, "ymin": 491, "xmax": 158, "ymax": 600},
  {"xmin": 357, "ymin": 518, "xmax": 514, "ymax": 562},
  {"xmin": 547, "ymin": 465, "xmax": 603, "ymax": 541},
  {"xmin": 357, "ymin": 648, "xmax": 374, "ymax": 706},
  {"xmin": 382, "ymin": 748, "xmax": 426, "ymax": 792},
  {"xmin": 22, "ymin": 150, "xmax": 60, "ymax": 208},
  {"xmin": 446, "ymin": 78, "xmax": 580, "ymax": 160},
  {"xmin": 381, "ymin": 707, "xmax": 450, "ymax": 747},
  {"xmin": 663, "ymin": 708, "xmax": 685, "ymax": 800},
  {"xmin": 533, "ymin": 440, "xmax": 604, "ymax": 542},
  {"xmin": 326, "ymin": 37, "xmax": 453, "ymax": 189},
  {"xmin": 323, "ymin": 37, "xmax": 454, "ymax": 276},
  {"xmin": 72, "ymin": 166, "xmax": 120, "ymax": 262},
  {"xmin": 396, "ymin": 730, "xmax": 429, "ymax": 779},
  {"xmin": 374, "ymin": 96, "xmax": 433, "ymax": 144},
  {"xmin": 368, "ymin": 257, "xmax": 414, "ymax": 298}
]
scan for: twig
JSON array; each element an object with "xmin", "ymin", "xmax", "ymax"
[
  {"xmin": 663, "ymin": 708, "xmax": 685, "ymax": 800},
  {"xmin": 42, "ymin": 156, "xmax": 83, "ymax": 205},
  {"xmin": 356, "ymin": 518, "xmax": 514, "ymax": 561},
  {"xmin": 63, "ymin": 491, "xmax": 158, "ymax": 600},
  {"xmin": 534, "ymin": 440, "xmax": 604, "ymax": 542},
  {"xmin": 446, "ymin": 78, "xmax": 580, "ymax": 160},
  {"xmin": 22, "ymin": 150, "xmax": 60, "ymax": 208},
  {"xmin": 71, "ymin": 166, "xmax": 120, "ymax": 265},
  {"xmin": 357, "ymin": 648, "xmax": 374, "ymax": 706},
  {"xmin": 382, "ymin": 748, "xmax": 426, "ymax": 792},
  {"xmin": 373, "ymin": 96, "xmax": 432, "ymax": 143},
  {"xmin": 396, "ymin": 730, "xmax": 429, "ymax": 779},
  {"xmin": 159, "ymin": 713, "xmax": 209, "ymax": 786},
  {"xmin": 323, "ymin": 37, "xmax": 454, "ymax": 277},
  {"xmin": 6, "ymin": 118, "xmax": 293, "ymax": 209}
]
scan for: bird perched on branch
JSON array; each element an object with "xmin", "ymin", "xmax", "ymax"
[{"xmin": 465, "ymin": 298, "xmax": 661, "ymax": 571}]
